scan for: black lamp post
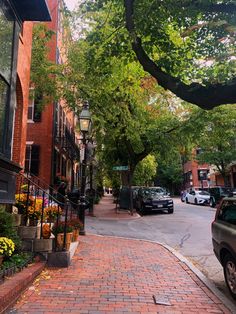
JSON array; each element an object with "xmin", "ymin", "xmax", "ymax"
[
  {"xmin": 199, "ymin": 170, "xmax": 204, "ymax": 189},
  {"xmin": 78, "ymin": 101, "xmax": 92, "ymax": 235}
]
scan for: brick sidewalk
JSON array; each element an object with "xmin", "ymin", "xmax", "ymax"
[
  {"xmin": 11, "ymin": 235, "xmax": 232, "ymax": 314},
  {"xmin": 92, "ymin": 194, "xmax": 140, "ymax": 220}
]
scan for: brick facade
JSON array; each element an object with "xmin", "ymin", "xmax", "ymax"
[
  {"xmin": 12, "ymin": 22, "xmax": 34, "ymax": 168},
  {"xmin": 26, "ymin": 0, "xmax": 80, "ymax": 189}
]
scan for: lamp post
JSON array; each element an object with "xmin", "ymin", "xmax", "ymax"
[
  {"xmin": 78, "ymin": 101, "xmax": 91, "ymax": 235},
  {"xmin": 199, "ymin": 170, "xmax": 204, "ymax": 189}
]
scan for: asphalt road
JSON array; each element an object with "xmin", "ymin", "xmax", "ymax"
[{"xmin": 86, "ymin": 198, "xmax": 235, "ymax": 304}]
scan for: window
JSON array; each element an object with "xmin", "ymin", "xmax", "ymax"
[
  {"xmin": 198, "ymin": 170, "xmax": 209, "ymax": 181},
  {"xmin": 0, "ymin": 0, "xmax": 15, "ymax": 153},
  {"xmin": 0, "ymin": 79, "xmax": 8, "ymax": 152},
  {"xmin": 0, "ymin": 1, "xmax": 14, "ymax": 83},
  {"xmin": 27, "ymin": 89, "xmax": 42, "ymax": 122},
  {"xmin": 24, "ymin": 144, "xmax": 40, "ymax": 176},
  {"xmin": 218, "ymin": 201, "xmax": 236, "ymax": 225}
]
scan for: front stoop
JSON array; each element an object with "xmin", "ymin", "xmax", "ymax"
[
  {"xmin": 0, "ymin": 261, "xmax": 45, "ymax": 314},
  {"xmin": 47, "ymin": 241, "xmax": 79, "ymax": 268}
]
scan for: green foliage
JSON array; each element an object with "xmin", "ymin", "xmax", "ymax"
[
  {"xmin": 133, "ymin": 155, "xmax": 157, "ymax": 186},
  {"xmin": 1, "ymin": 252, "xmax": 33, "ymax": 270},
  {"xmin": 195, "ymin": 105, "xmax": 236, "ymax": 183},
  {"xmin": 0, "ymin": 210, "xmax": 21, "ymax": 251},
  {"xmin": 131, "ymin": 0, "xmax": 236, "ymax": 85}
]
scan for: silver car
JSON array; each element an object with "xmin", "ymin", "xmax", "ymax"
[{"xmin": 211, "ymin": 197, "xmax": 236, "ymax": 299}]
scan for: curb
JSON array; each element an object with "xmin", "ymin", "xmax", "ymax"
[
  {"xmin": 0, "ymin": 261, "xmax": 45, "ymax": 314},
  {"xmin": 87, "ymin": 234, "xmax": 236, "ymax": 313},
  {"xmin": 88, "ymin": 210, "xmax": 141, "ymax": 221}
]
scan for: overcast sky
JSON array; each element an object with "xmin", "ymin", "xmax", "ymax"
[{"xmin": 64, "ymin": 0, "xmax": 79, "ymax": 10}]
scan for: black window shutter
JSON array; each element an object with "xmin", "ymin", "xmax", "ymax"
[{"xmin": 30, "ymin": 145, "xmax": 40, "ymax": 176}]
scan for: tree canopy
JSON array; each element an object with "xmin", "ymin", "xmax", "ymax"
[{"xmin": 124, "ymin": 0, "xmax": 236, "ymax": 109}]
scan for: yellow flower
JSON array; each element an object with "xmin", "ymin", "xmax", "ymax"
[{"xmin": 0, "ymin": 237, "xmax": 15, "ymax": 257}]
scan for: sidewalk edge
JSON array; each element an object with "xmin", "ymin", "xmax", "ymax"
[{"xmin": 0, "ymin": 261, "xmax": 46, "ymax": 314}]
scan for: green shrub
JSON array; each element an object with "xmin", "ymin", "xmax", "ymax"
[{"xmin": 0, "ymin": 209, "xmax": 21, "ymax": 251}]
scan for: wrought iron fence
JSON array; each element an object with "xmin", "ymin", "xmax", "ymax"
[{"xmin": 15, "ymin": 173, "xmax": 80, "ymax": 252}]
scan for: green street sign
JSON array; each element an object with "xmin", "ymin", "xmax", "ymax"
[{"xmin": 112, "ymin": 166, "xmax": 129, "ymax": 171}]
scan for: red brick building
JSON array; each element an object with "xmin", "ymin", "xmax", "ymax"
[
  {"xmin": 183, "ymin": 149, "xmax": 210, "ymax": 190},
  {"xmin": 183, "ymin": 150, "xmax": 236, "ymax": 190},
  {"xmin": 25, "ymin": 0, "xmax": 80, "ymax": 190},
  {"xmin": 0, "ymin": 1, "xmax": 50, "ymax": 204}
]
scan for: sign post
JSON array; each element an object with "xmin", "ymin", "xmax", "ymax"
[{"xmin": 112, "ymin": 166, "xmax": 129, "ymax": 171}]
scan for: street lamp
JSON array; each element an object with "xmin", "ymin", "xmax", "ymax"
[
  {"xmin": 78, "ymin": 101, "xmax": 92, "ymax": 235},
  {"xmin": 199, "ymin": 170, "xmax": 204, "ymax": 189}
]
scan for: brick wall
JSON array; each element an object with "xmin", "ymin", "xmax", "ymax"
[{"xmin": 12, "ymin": 22, "xmax": 33, "ymax": 168}]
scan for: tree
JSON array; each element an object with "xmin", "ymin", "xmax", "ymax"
[
  {"xmin": 132, "ymin": 154, "xmax": 157, "ymax": 186},
  {"xmin": 124, "ymin": 0, "xmax": 236, "ymax": 109},
  {"xmin": 195, "ymin": 106, "xmax": 236, "ymax": 185}
]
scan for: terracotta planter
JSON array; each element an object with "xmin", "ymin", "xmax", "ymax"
[
  {"xmin": 72, "ymin": 229, "xmax": 79, "ymax": 242},
  {"xmin": 18, "ymin": 226, "xmax": 37, "ymax": 239},
  {"xmin": 56, "ymin": 232, "xmax": 73, "ymax": 250}
]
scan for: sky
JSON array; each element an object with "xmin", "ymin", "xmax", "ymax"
[{"xmin": 64, "ymin": 0, "xmax": 79, "ymax": 10}]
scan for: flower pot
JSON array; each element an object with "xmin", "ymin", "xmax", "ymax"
[
  {"xmin": 56, "ymin": 232, "xmax": 73, "ymax": 250},
  {"xmin": 17, "ymin": 226, "xmax": 37, "ymax": 239},
  {"xmin": 33, "ymin": 238, "xmax": 53, "ymax": 252},
  {"xmin": 12, "ymin": 214, "xmax": 22, "ymax": 227},
  {"xmin": 72, "ymin": 229, "xmax": 79, "ymax": 242}
]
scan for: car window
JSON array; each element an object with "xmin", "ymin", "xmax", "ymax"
[
  {"xmin": 218, "ymin": 201, "xmax": 236, "ymax": 225},
  {"xmin": 150, "ymin": 187, "xmax": 165, "ymax": 194},
  {"xmin": 199, "ymin": 191, "xmax": 210, "ymax": 195}
]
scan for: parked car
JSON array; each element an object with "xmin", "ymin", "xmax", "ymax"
[
  {"xmin": 181, "ymin": 190, "xmax": 188, "ymax": 202},
  {"xmin": 211, "ymin": 197, "xmax": 236, "ymax": 299},
  {"xmin": 208, "ymin": 186, "xmax": 234, "ymax": 208},
  {"xmin": 185, "ymin": 190, "xmax": 210, "ymax": 205},
  {"xmin": 135, "ymin": 187, "xmax": 174, "ymax": 214}
]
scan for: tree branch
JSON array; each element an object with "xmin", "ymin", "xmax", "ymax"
[{"xmin": 124, "ymin": 0, "xmax": 236, "ymax": 109}]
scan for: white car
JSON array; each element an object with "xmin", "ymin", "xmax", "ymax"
[{"xmin": 185, "ymin": 190, "xmax": 210, "ymax": 205}]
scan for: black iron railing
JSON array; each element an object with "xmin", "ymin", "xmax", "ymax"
[{"xmin": 15, "ymin": 172, "xmax": 80, "ymax": 251}]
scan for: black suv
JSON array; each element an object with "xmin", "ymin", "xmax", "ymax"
[
  {"xmin": 211, "ymin": 197, "xmax": 236, "ymax": 299},
  {"xmin": 135, "ymin": 187, "xmax": 174, "ymax": 214},
  {"xmin": 208, "ymin": 187, "xmax": 233, "ymax": 208}
]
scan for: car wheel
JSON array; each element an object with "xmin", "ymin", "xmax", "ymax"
[
  {"xmin": 186, "ymin": 198, "xmax": 189, "ymax": 204},
  {"xmin": 210, "ymin": 198, "xmax": 215, "ymax": 208},
  {"xmin": 194, "ymin": 198, "xmax": 198, "ymax": 205},
  {"xmin": 223, "ymin": 253, "xmax": 236, "ymax": 299},
  {"xmin": 168, "ymin": 208, "xmax": 174, "ymax": 214}
]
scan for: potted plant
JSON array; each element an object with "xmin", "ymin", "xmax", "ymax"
[
  {"xmin": 0, "ymin": 237, "xmax": 15, "ymax": 266},
  {"xmin": 44, "ymin": 205, "xmax": 62, "ymax": 223},
  {"xmin": 69, "ymin": 218, "xmax": 83, "ymax": 241},
  {"xmin": 52, "ymin": 222, "xmax": 73, "ymax": 250}
]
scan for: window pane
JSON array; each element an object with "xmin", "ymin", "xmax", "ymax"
[
  {"xmin": 0, "ymin": 79, "xmax": 8, "ymax": 152},
  {"xmin": 0, "ymin": 0, "xmax": 14, "ymax": 82}
]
